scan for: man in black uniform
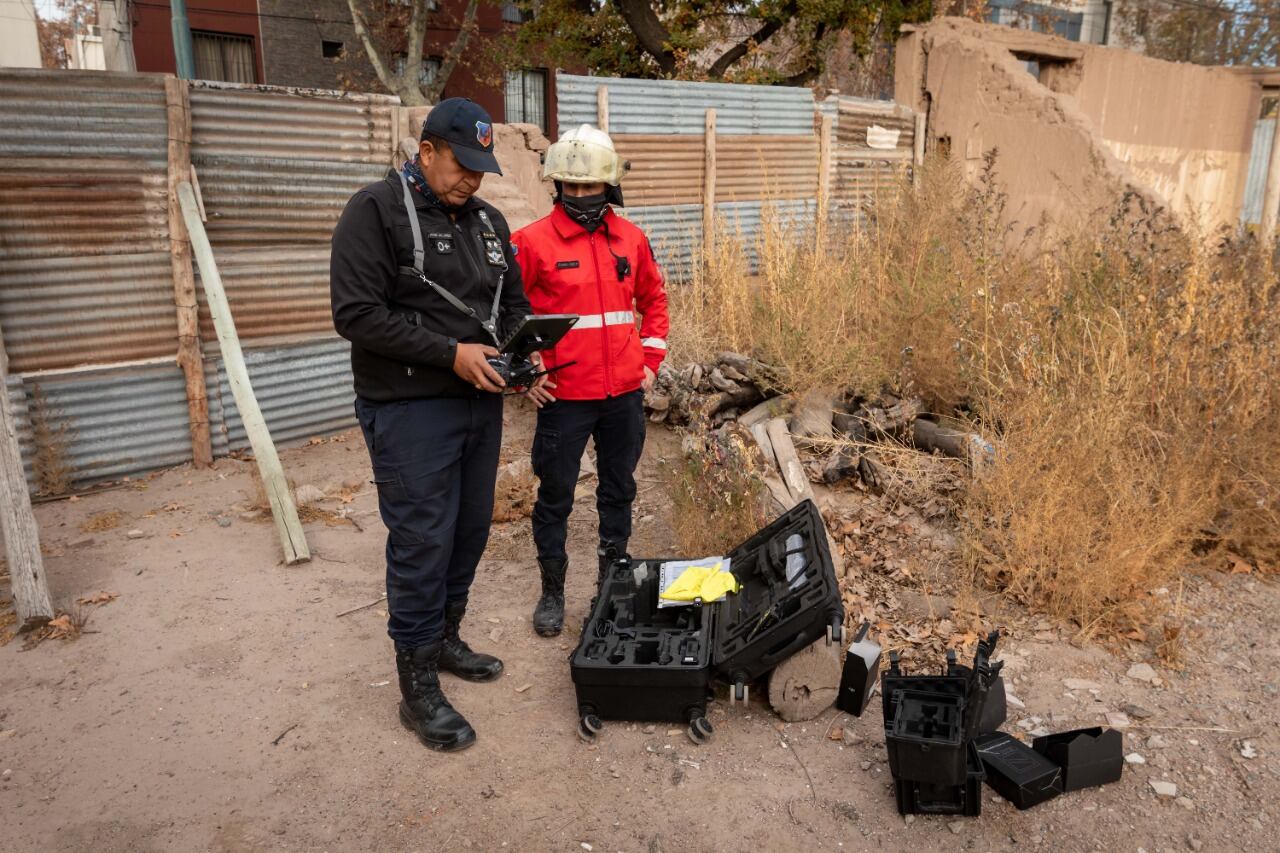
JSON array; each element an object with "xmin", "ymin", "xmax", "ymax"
[{"xmin": 330, "ymin": 98, "xmax": 535, "ymax": 752}]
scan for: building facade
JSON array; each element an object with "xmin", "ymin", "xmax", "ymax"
[
  {"xmin": 0, "ymin": 0, "xmax": 42, "ymax": 68},
  {"xmin": 128, "ymin": 0, "xmax": 558, "ymax": 135}
]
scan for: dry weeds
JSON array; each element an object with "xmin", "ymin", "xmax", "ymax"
[{"xmin": 674, "ymin": 153, "xmax": 1280, "ymax": 637}]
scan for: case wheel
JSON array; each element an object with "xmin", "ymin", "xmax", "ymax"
[
  {"xmin": 730, "ymin": 682, "xmax": 748, "ymax": 705},
  {"xmin": 827, "ymin": 620, "xmax": 844, "ymax": 645},
  {"xmin": 577, "ymin": 713, "xmax": 603, "ymax": 742},
  {"xmin": 686, "ymin": 716, "xmax": 714, "ymax": 745}
]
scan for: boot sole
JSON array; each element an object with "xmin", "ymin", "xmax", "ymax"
[
  {"xmin": 399, "ymin": 706, "xmax": 477, "ymax": 752},
  {"xmin": 534, "ymin": 625, "xmax": 563, "ymax": 637},
  {"xmin": 439, "ymin": 662, "xmax": 504, "ymax": 683}
]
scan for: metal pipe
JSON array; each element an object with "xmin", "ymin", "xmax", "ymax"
[{"xmin": 171, "ymin": 0, "xmax": 196, "ymax": 80}]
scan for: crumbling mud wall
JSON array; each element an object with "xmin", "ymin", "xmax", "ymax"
[
  {"xmin": 397, "ymin": 112, "xmax": 554, "ymax": 232},
  {"xmin": 896, "ymin": 18, "xmax": 1260, "ymax": 233}
]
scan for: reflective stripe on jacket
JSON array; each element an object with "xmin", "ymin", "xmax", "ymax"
[{"xmin": 511, "ymin": 204, "xmax": 670, "ymax": 400}]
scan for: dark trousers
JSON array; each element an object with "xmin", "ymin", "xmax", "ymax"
[
  {"xmin": 355, "ymin": 394, "xmax": 503, "ymax": 649},
  {"xmin": 531, "ymin": 390, "xmax": 646, "ymax": 561}
]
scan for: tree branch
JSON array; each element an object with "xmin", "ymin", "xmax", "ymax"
[
  {"xmin": 427, "ymin": 0, "xmax": 479, "ymax": 102},
  {"xmin": 345, "ymin": 0, "xmax": 426, "ymax": 105},
  {"xmin": 706, "ymin": 14, "xmax": 788, "ymax": 79},
  {"xmin": 614, "ymin": 0, "xmax": 678, "ymax": 75}
]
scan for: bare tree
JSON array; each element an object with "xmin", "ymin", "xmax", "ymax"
[{"xmin": 344, "ymin": 0, "xmax": 481, "ymax": 105}]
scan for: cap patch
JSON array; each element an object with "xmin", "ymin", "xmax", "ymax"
[{"xmin": 475, "ymin": 121, "xmax": 493, "ymax": 148}]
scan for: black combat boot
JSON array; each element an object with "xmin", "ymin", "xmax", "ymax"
[
  {"xmin": 439, "ymin": 600, "xmax": 504, "ymax": 681},
  {"xmin": 597, "ymin": 540, "xmax": 629, "ymax": 584},
  {"xmin": 533, "ymin": 557, "xmax": 567, "ymax": 637},
  {"xmin": 395, "ymin": 642, "xmax": 477, "ymax": 752}
]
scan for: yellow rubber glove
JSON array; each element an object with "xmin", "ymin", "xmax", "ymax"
[{"xmin": 659, "ymin": 563, "xmax": 740, "ymax": 603}]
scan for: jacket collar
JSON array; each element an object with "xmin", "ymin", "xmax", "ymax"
[
  {"xmin": 550, "ymin": 202, "xmax": 616, "ymax": 240},
  {"xmin": 385, "ymin": 168, "xmax": 482, "ymax": 214}
]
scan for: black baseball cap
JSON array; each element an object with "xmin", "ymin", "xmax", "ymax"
[{"xmin": 422, "ymin": 97, "xmax": 503, "ymax": 176}]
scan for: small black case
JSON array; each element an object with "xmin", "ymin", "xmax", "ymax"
[
  {"xmin": 1031, "ymin": 727, "xmax": 1123, "ymax": 791},
  {"xmin": 835, "ymin": 621, "xmax": 881, "ymax": 717},
  {"xmin": 975, "ymin": 732, "xmax": 1064, "ymax": 809},
  {"xmin": 894, "ymin": 739, "xmax": 986, "ymax": 816}
]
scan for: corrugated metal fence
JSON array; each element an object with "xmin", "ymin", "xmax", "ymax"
[
  {"xmin": 1, "ymin": 69, "xmax": 917, "ymax": 493},
  {"xmin": 558, "ymin": 74, "xmax": 918, "ymax": 278},
  {"xmin": 0, "ymin": 70, "xmax": 396, "ymax": 492}
]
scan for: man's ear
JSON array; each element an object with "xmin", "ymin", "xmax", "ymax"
[{"xmin": 418, "ymin": 138, "xmax": 435, "ymax": 167}]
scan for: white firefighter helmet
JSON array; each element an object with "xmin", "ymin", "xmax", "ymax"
[{"xmin": 543, "ymin": 124, "xmax": 629, "ymax": 185}]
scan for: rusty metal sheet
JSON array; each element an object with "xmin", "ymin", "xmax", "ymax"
[
  {"xmin": 189, "ymin": 83, "xmax": 395, "ymax": 164},
  {"xmin": 613, "ymin": 136, "xmax": 704, "ymax": 206},
  {"xmin": 204, "ymin": 337, "xmax": 355, "ymax": 455},
  {"xmin": 716, "ymin": 136, "xmax": 819, "ymax": 202},
  {"xmin": 0, "ymin": 70, "xmax": 175, "ymax": 372},
  {"xmin": 195, "ymin": 247, "xmax": 332, "ymax": 343}
]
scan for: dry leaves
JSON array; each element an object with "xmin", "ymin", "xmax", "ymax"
[
  {"xmin": 80, "ymin": 510, "xmax": 123, "ymax": 533},
  {"xmin": 75, "ymin": 591, "xmax": 120, "ymax": 607}
]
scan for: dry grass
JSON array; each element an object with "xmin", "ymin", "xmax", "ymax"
[
  {"xmin": 668, "ymin": 425, "xmax": 769, "ymax": 557},
  {"xmin": 28, "ymin": 384, "xmax": 74, "ymax": 496},
  {"xmin": 674, "ymin": 154, "xmax": 1280, "ymax": 636},
  {"xmin": 81, "ymin": 510, "xmax": 124, "ymax": 533}
]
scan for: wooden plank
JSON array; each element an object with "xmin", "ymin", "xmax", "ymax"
[
  {"xmin": 703, "ymin": 109, "xmax": 716, "ymax": 253},
  {"xmin": 165, "ymin": 77, "xmax": 213, "ymax": 469},
  {"xmin": 177, "ymin": 182, "xmax": 310, "ymax": 566},
  {"xmin": 818, "ymin": 114, "xmax": 833, "ymax": 239},
  {"xmin": 596, "ymin": 85, "xmax": 609, "ymax": 132},
  {"xmin": 1263, "ymin": 113, "xmax": 1280, "ymax": 239},
  {"xmin": 0, "ymin": 320, "xmax": 53, "ymax": 626}
]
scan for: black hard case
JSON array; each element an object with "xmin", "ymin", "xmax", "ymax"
[
  {"xmin": 975, "ymin": 732, "xmax": 1065, "ymax": 809},
  {"xmin": 1032, "ymin": 727, "xmax": 1123, "ymax": 792},
  {"xmin": 571, "ymin": 557, "xmax": 713, "ymax": 725},
  {"xmin": 713, "ymin": 501, "xmax": 845, "ymax": 695},
  {"xmin": 894, "ymin": 740, "xmax": 986, "ymax": 816}
]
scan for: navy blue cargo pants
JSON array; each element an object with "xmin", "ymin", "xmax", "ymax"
[
  {"xmin": 355, "ymin": 394, "xmax": 503, "ymax": 649},
  {"xmin": 531, "ymin": 390, "xmax": 646, "ymax": 561}
]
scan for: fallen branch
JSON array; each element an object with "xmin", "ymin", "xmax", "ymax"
[
  {"xmin": 271, "ymin": 723, "xmax": 299, "ymax": 746},
  {"xmin": 335, "ymin": 593, "xmax": 387, "ymax": 618}
]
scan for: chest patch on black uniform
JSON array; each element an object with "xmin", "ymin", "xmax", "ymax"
[
  {"xmin": 555, "ymin": 260, "xmax": 580, "ymax": 270},
  {"xmin": 481, "ymin": 232, "xmax": 506, "ymax": 268},
  {"xmin": 429, "ymin": 233, "xmax": 454, "ymax": 254}
]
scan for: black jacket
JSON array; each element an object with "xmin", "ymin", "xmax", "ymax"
[{"xmin": 330, "ymin": 170, "xmax": 532, "ymax": 401}]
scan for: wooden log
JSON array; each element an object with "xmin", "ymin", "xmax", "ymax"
[
  {"xmin": 164, "ymin": 78, "xmax": 213, "ymax": 468},
  {"xmin": 0, "ymin": 321, "xmax": 53, "ymax": 626},
  {"xmin": 178, "ymin": 183, "xmax": 310, "ymax": 566},
  {"xmin": 913, "ymin": 111, "xmax": 926, "ymax": 187},
  {"xmin": 739, "ymin": 395, "xmax": 792, "ymax": 430},
  {"xmin": 768, "ymin": 638, "xmax": 843, "ymax": 722},
  {"xmin": 817, "ymin": 113, "xmax": 833, "ymax": 235}
]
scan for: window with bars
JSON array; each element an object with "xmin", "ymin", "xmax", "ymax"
[
  {"xmin": 192, "ymin": 31, "xmax": 257, "ymax": 84},
  {"xmin": 394, "ymin": 55, "xmax": 442, "ymax": 88},
  {"xmin": 502, "ymin": 3, "xmax": 532, "ymax": 23},
  {"xmin": 504, "ymin": 69, "xmax": 547, "ymax": 132}
]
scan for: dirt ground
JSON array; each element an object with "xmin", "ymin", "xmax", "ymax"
[{"xmin": 1, "ymin": 400, "xmax": 1277, "ymax": 852}]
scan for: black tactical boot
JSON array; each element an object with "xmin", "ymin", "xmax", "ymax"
[
  {"xmin": 439, "ymin": 600, "xmax": 504, "ymax": 682},
  {"xmin": 597, "ymin": 540, "xmax": 629, "ymax": 584},
  {"xmin": 533, "ymin": 557, "xmax": 567, "ymax": 637},
  {"xmin": 395, "ymin": 643, "xmax": 477, "ymax": 752}
]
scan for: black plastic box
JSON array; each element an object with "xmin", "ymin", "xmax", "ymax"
[
  {"xmin": 895, "ymin": 740, "xmax": 986, "ymax": 816},
  {"xmin": 713, "ymin": 501, "xmax": 844, "ymax": 701},
  {"xmin": 835, "ymin": 621, "xmax": 881, "ymax": 717},
  {"xmin": 570, "ymin": 557, "xmax": 713, "ymax": 738},
  {"xmin": 1032, "ymin": 727, "xmax": 1123, "ymax": 792},
  {"xmin": 975, "ymin": 732, "xmax": 1064, "ymax": 809},
  {"xmin": 886, "ymin": 689, "xmax": 969, "ymax": 784}
]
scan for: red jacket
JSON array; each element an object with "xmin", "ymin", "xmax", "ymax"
[{"xmin": 511, "ymin": 204, "xmax": 669, "ymax": 400}]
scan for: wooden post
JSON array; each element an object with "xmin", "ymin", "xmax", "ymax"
[
  {"xmin": 912, "ymin": 111, "xmax": 926, "ymax": 187},
  {"xmin": 165, "ymin": 77, "xmax": 213, "ymax": 468},
  {"xmin": 178, "ymin": 183, "xmax": 310, "ymax": 566},
  {"xmin": 703, "ymin": 108, "xmax": 717, "ymax": 257},
  {"xmin": 596, "ymin": 85, "xmax": 609, "ymax": 132},
  {"xmin": 0, "ymin": 321, "xmax": 53, "ymax": 627},
  {"xmin": 1262, "ymin": 113, "xmax": 1280, "ymax": 240},
  {"xmin": 817, "ymin": 114, "xmax": 833, "ymax": 246}
]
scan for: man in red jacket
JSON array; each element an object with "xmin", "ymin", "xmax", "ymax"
[{"xmin": 511, "ymin": 124, "xmax": 670, "ymax": 637}]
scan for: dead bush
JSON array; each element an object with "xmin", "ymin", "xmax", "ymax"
[
  {"xmin": 676, "ymin": 154, "xmax": 1280, "ymax": 636},
  {"xmin": 668, "ymin": 424, "xmax": 769, "ymax": 556}
]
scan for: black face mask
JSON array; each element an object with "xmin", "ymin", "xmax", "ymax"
[{"xmin": 561, "ymin": 192, "xmax": 609, "ymax": 231}]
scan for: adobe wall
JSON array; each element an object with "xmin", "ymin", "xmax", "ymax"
[{"xmin": 896, "ymin": 18, "xmax": 1261, "ymax": 232}]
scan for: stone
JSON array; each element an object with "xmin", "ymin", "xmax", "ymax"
[
  {"xmin": 1150, "ymin": 780, "xmax": 1177, "ymax": 798},
  {"xmin": 1125, "ymin": 753, "xmax": 1146, "ymax": 765},
  {"xmin": 842, "ymin": 728, "xmax": 863, "ymax": 747},
  {"xmin": 126, "ymin": 529, "xmax": 146, "ymax": 540},
  {"xmin": 1147, "ymin": 735, "xmax": 1169, "ymax": 749},
  {"xmin": 1105, "ymin": 711, "xmax": 1131, "ymax": 729},
  {"xmin": 216, "ymin": 517, "xmax": 232, "ymax": 528},
  {"xmin": 293, "ymin": 483, "xmax": 326, "ymax": 506},
  {"xmin": 1176, "ymin": 796, "xmax": 1194, "ymax": 811},
  {"xmin": 1122, "ymin": 703, "xmax": 1155, "ymax": 720},
  {"xmin": 1006, "ymin": 692, "xmax": 1027, "ymax": 710},
  {"xmin": 1127, "ymin": 663, "xmax": 1159, "ymax": 683},
  {"xmin": 1064, "ymin": 678, "xmax": 1102, "ymax": 691},
  {"xmin": 1240, "ymin": 741, "xmax": 1258, "ymax": 760},
  {"xmin": 948, "ymin": 822, "xmax": 964, "ymax": 835}
]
